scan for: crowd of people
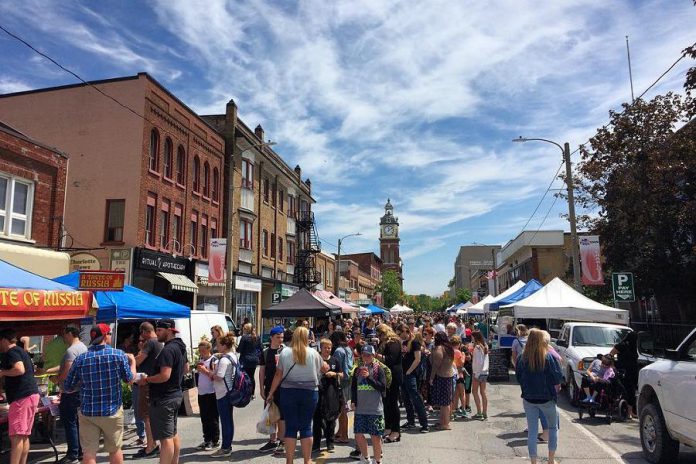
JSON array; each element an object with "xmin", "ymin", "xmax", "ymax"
[{"xmin": 0, "ymin": 311, "xmax": 642, "ymax": 464}]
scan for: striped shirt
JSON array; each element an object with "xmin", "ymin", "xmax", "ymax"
[{"xmin": 64, "ymin": 344, "xmax": 133, "ymax": 416}]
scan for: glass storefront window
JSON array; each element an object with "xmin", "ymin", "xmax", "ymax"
[{"xmin": 236, "ymin": 290, "xmax": 257, "ymax": 325}]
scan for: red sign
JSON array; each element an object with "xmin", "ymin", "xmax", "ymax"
[
  {"xmin": 78, "ymin": 271, "xmax": 125, "ymax": 291},
  {"xmin": 0, "ymin": 289, "xmax": 93, "ymax": 321},
  {"xmin": 580, "ymin": 235, "xmax": 604, "ymax": 286}
]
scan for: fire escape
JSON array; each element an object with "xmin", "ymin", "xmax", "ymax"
[{"xmin": 294, "ymin": 210, "xmax": 321, "ymax": 289}]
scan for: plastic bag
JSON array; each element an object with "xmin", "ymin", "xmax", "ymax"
[
  {"xmin": 268, "ymin": 402, "xmax": 281, "ymax": 424},
  {"xmin": 256, "ymin": 405, "xmax": 273, "ymax": 435}
]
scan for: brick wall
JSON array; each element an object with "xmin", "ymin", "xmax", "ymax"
[{"xmin": 0, "ymin": 128, "xmax": 67, "ymax": 247}]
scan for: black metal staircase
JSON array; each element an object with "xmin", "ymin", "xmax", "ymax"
[{"xmin": 294, "ymin": 210, "xmax": 321, "ymax": 289}]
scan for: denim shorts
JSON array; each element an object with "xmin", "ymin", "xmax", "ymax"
[{"xmin": 477, "ymin": 374, "xmax": 488, "ymax": 383}]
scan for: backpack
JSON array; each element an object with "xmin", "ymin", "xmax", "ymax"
[
  {"xmin": 221, "ymin": 354, "xmax": 253, "ymax": 408},
  {"xmin": 321, "ymin": 378, "xmax": 343, "ymax": 421}
]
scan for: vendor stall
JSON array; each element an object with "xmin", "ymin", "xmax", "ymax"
[
  {"xmin": 486, "ymin": 279, "xmax": 543, "ymax": 311},
  {"xmin": 314, "ymin": 289, "xmax": 359, "ymax": 316},
  {"xmin": 262, "ymin": 288, "xmax": 341, "ymax": 319}
]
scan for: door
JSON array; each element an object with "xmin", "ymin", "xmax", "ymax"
[{"xmin": 664, "ymin": 335, "xmax": 696, "ymax": 442}]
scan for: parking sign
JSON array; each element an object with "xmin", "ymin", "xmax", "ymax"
[{"xmin": 612, "ymin": 272, "xmax": 635, "ymax": 302}]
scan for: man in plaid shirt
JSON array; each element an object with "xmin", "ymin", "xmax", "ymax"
[{"xmin": 64, "ymin": 324, "xmax": 135, "ymax": 464}]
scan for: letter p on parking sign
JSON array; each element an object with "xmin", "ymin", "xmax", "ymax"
[{"xmin": 612, "ymin": 272, "xmax": 635, "ymax": 302}]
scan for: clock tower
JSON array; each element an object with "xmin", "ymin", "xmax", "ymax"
[{"xmin": 379, "ymin": 199, "xmax": 403, "ymax": 288}]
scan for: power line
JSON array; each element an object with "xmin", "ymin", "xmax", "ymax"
[{"xmin": 518, "ymin": 160, "xmax": 564, "ymax": 234}]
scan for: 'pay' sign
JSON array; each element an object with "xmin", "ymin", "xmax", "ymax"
[{"xmin": 612, "ymin": 272, "xmax": 635, "ymax": 302}]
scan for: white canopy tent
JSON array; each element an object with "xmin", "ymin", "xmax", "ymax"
[
  {"xmin": 390, "ymin": 304, "xmax": 414, "ymax": 314},
  {"xmin": 467, "ymin": 281, "xmax": 525, "ymax": 315},
  {"xmin": 500, "ymin": 277, "xmax": 629, "ymax": 324},
  {"xmin": 482, "ymin": 280, "xmax": 527, "ymax": 310},
  {"xmin": 456, "ymin": 301, "xmax": 473, "ymax": 315},
  {"xmin": 467, "ymin": 295, "xmax": 495, "ymax": 316}
]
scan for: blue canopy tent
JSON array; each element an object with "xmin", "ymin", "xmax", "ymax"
[
  {"xmin": 54, "ymin": 272, "xmax": 189, "ymax": 322},
  {"xmin": 487, "ymin": 279, "xmax": 543, "ymax": 311},
  {"xmin": 365, "ymin": 304, "xmax": 387, "ymax": 315}
]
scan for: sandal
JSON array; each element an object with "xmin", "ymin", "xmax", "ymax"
[{"xmin": 384, "ymin": 434, "xmax": 401, "ymax": 443}]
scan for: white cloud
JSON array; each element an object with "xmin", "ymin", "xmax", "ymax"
[{"xmin": 0, "ymin": 78, "xmax": 31, "ymax": 94}]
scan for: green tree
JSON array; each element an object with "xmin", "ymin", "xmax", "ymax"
[
  {"xmin": 456, "ymin": 288, "xmax": 472, "ymax": 304},
  {"xmin": 575, "ymin": 92, "xmax": 696, "ymax": 322},
  {"xmin": 377, "ymin": 270, "xmax": 402, "ymax": 309}
]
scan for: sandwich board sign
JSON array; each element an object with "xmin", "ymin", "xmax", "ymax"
[{"xmin": 612, "ymin": 272, "xmax": 635, "ymax": 302}]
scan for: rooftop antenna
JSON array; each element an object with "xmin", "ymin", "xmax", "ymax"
[{"xmin": 626, "ymin": 35, "xmax": 635, "ymax": 103}]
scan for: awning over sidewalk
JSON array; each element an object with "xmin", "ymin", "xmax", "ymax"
[
  {"xmin": 0, "ymin": 241, "xmax": 70, "ymax": 278},
  {"xmin": 157, "ymin": 272, "xmax": 198, "ymax": 293},
  {"xmin": 314, "ymin": 289, "xmax": 359, "ymax": 315}
]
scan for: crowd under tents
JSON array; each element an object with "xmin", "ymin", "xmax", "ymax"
[
  {"xmin": 486, "ymin": 279, "xmax": 543, "ymax": 311},
  {"xmin": 499, "ymin": 277, "xmax": 629, "ymax": 324}
]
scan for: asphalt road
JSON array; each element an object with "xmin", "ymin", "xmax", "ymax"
[{"xmin": 27, "ymin": 379, "xmax": 696, "ymax": 464}]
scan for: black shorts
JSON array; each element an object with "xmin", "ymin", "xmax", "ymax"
[{"xmin": 150, "ymin": 396, "xmax": 182, "ymax": 441}]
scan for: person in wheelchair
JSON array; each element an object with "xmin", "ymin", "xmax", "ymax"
[{"xmin": 580, "ymin": 355, "xmax": 615, "ymax": 404}]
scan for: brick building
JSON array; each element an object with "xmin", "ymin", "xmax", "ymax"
[
  {"xmin": 0, "ymin": 74, "xmax": 224, "ymax": 309},
  {"xmin": 0, "ymin": 121, "xmax": 71, "ymax": 277},
  {"xmin": 202, "ymin": 102, "xmax": 314, "ymax": 326},
  {"xmin": 453, "ymin": 245, "xmax": 501, "ymax": 296},
  {"xmin": 340, "ymin": 252, "xmax": 382, "ymax": 305},
  {"xmin": 314, "ymin": 251, "xmax": 337, "ymax": 295}
]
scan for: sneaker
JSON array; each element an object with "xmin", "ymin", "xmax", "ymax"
[
  {"xmin": 211, "ymin": 448, "xmax": 232, "ymax": 457},
  {"xmin": 349, "ymin": 449, "xmax": 362, "ymax": 460},
  {"xmin": 401, "ymin": 422, "xmax": 417, "ymax": 429},
  {"xmin": 196, "ymin": 442, "xmax": 211, "ymax": 451},
  {"xmin": 327, "ymin": 443, "xmax": 335, "ymax": 453},
  {"xmin": 420, "ymin": 426, "xmax": 430, "ymax": 433},
  {"xmin": 465, "ymin": 405, "xmax": 472, "ymax": 413},
  {"xmin": 58, "ymin": 457, "xmax": 79, "ymax": 464},
  {"xmin": 473, "ymin": 413, "xmax": 484, "ymax": 421},
  {"xmin": 132, "ymin": 446, "xmax": 159, "ymax": 460},
  {"xmin": 273, "ymin": 442, "xmax": 285, "ymax": 456},
  {"xmin": 482, "ymin": 413, "xmax": 488, "ymax": 420},
  {"xmin": 258, "ymin": 441, "xmax": 278, "ymax": 453}
]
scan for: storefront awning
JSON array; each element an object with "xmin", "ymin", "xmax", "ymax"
[
  {"xmin": 0, "ymin": 241, "xmax": 70, "ymax": 278},
  {"xmin": 157, "ymin": 272, "xmax": 198, "ymax": 293}
]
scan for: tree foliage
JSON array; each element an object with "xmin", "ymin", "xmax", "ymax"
[
  {"xmin": 377, "ymin": 270, "xmax": 402, "ymax": 309},
  {"xmin": 575, "ymin": 92, "xmax": 696, "ymax": 322},
  {"xmin": 456, "ymin": 288, "xmax": 472, "ymax": 304}
]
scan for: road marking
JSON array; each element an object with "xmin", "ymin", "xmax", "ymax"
[
  {"xmin": 316, "ymin": 413, "xmax": 354, "ymax": 464},
  {"xmin": 557, "ymin": 407, "xmax": 628, "ymax": 464}
]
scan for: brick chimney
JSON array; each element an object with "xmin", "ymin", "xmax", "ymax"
[
  {"xmin": 305, "ymin": 178, "xmax": 311, "ymax": 193},
  {"xmin": 294, "ymin": 165, "xmax": 301, "ymax": 178},
  {"xmin": 254, "ymin": 124, "xmax": 264, "ymax": 142}
]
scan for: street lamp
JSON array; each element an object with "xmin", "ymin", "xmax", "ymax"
[
  {"xmin": 164, "ymin": 239, "xmax": 183, "ymax": 258},
  {"xmin": 513, "ymin": 136, "xmax": 582, "ymax": 291},
  {"xmin": 225, "ymin": 140, "xmax": 277, "ymax": 319},
  {"xmin": 336, "ymin": 233, "xmax": 362, "ymax": 300}
]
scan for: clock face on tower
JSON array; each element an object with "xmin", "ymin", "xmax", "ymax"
[{"xmin": 384, "ymin": 225, "xmax": 394, "ymax": 236}]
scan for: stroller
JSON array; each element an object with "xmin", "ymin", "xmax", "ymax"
[{"xmin": 577, "ymin": 363, "xmax": 630, "ymax": 424}]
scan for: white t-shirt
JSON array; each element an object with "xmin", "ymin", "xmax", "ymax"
[
  {"xmin": 213, "ymin": 352, "xmax": 238, "ymax": 400},
  {"xmin": 197, "ymin": 356, "xmax": 216, "ymax": 395},
  {"xmin": 434, "ymin": 323, "xmax": 446, "ymax": 334},
  {"xmin": 277, "ymin": 346, "xmax": 323, "ymax": 391}
]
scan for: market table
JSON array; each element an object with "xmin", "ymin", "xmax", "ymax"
[{"xmin": 0, "ymin": 403, "xmax": 59, "ymax": 464}]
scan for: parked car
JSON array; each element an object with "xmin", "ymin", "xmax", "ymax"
[
  {"xmin": 637, "ymin": 328, "xmax": 696, "ymax": 464},
  {"xmin": 553, "ymin": 322, "xmax": 632, "ymax": 404}
]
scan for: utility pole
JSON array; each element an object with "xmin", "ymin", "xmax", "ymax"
[
  {"xmin": 336, "ymin": 233, "xmax": 361, "ymax": 301},
  {"xmin": 563, "ymin": 142, "xmax": 582, "ymax": 291}
]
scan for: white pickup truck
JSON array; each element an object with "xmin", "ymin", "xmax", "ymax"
[
  {"xmin": 553, "ymin": 322, "xmax": 633, "ymax": 404},
  {"xmin": 637, "ymin": 328, "xmax": 696, "ymax": 464}
]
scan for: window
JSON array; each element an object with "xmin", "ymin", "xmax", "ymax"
[
  {"xmin": 263, "ymin": 178, "xmax": 270, "ymax": 202},
  {"xmin": 271, "ymin": 233, "xmax": 276, "ymax": 258},
  {"xmin": 104, "ymin": 199, "xmax": 125, "ymax": 243},
  {"xmin": 145, "ymin": 193, "xmax": 157, "ymax": 247},
  {"xmin": 190, "ymin": 211, "xmax": 198, "ymax": 256},
  {"xmin": 212, "ymin": 168, "xmax": 219, "ymax": 202},
  {"xmin": 201, "ymin": 215, "xmax": 208, "ymax": 258},
  {"xmin": 0, "ymin": 175, "xmax": 33, "ymax": 239},
  {"xmin": 173, "ymin": 204, "xmax": 183, "ymax": 252},
  {"xmin": 159, "ymin": 201, "xmax": 170, "ymax": 249},
  {"xmin": 241, "ymin": 159, "xmax": 253, "ymax": 189},
  {"xmin": 287, "ymin": 241, "xmax": 295, "ymax": 265},
  {"xmin": 193, "ymin": 156, "xmax": 201, "ymax": 192},
  {"xmin": 240, "ymin": 219, "xmax": 252, "ymax": 249},
  {"xmin": 271, "ymin": 182, "xmax": 277, "ymax": 207},
  {"xmin": 262, "ymin": 230, "xmax": 269, "ymax": 256},
  {"xmin": 288, "ymin": 194, "xmax": 296, "ymax": 217},
  {"xmin": 176, "ymin": 146, "xmax": 186, "ymax": 185},
  {"xmin": 203, "ymin": 162, "xmax": 210, "ymax": 197},
  {"xmin": 278, "ymin": 189, "xmax": 284, "ymax": 212},
  {"xmin": 163, "ymin": 138, "xmax": 173, "ymax": 179},
  {"xmin": 211, "ymin": 218, "xmax": 217, "ymax": 239},
  {"xmin": 149, "ymin": 129, "xmax": 159, "ymax": 172},
  {"xmin": 278, "ymin": 237, "xmax": 283, "ymax": 261}
]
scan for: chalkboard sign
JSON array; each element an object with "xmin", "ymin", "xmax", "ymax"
[{"xmin": 488, "ymin": 348, "xmax": 510, "ymax": 381}]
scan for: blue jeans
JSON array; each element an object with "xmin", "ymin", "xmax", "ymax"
[
  {"xmin": 131, "ymin": 384, "xmax": 145, "ymax": 439},
  {"xmin": 523, "ymin": 400, "xmax": 558, "ymax": 458},
  {"xmin": 216, "ymin": 395, "xmax": 235, "ymax": 450},
  {"xmin": 539, "ymin": 407, "xmax": 560, "ymax": 430},
  {"xmin": 59, "ymin": 392, "xmax": 81, "ymax": 459},
  {"xmin": 402, "ymin": 374, "xmax": 428, "ymax": 427},
  {"xmin": 279, "ymin": 388, "xmax": 318, "ymax": 439}
]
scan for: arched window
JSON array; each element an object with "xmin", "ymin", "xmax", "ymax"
[
  {"xmin": 176, "ymin": 146, "xmax": 186, "ymax": 185},
  {"xmin": 203, "ymin": 161, "xmax": 210, "ymax": 197},
  {"xmin": 193, "ymin": 156, "xmax": 200, "ymax": 192},
  {"xmin": 163, "ymin": 138, "xmax": 173, "ymax": 179},
  {"xmin": 149, "ymin": 129, "xmax": 159, "ymax": 172},
  {"xmin": 212, "ymin": 168, "xmax": 219, "ymax": 202}
]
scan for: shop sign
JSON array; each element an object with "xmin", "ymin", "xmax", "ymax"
[
  {"xmin": 580, "ymin": 236, "xmax": 604, "ymax": 286},
  {"xmin": 0, "ymin": 289, "xmax": 92, "ymax": 319},
  {"xmin": 78, "ymin": 271, "xmax": 125, "ymax": 291},
  {"xmin": 70, "ymin": 253, "xmax": 101, "ymax": 272},
  {"xmin": 110, "ymin": 248, "xmax": 132, "ymax": 285},
  {"xmin": 235, "ymin": 275, "xmax": 262, "ymax": 292},
  {"xmin": 135, "ymin": 248, "xmax": 187, "ymax": 273},
  {"xmin": 209, "ymin": 239, "xmax": 227, "ymax": 284}
]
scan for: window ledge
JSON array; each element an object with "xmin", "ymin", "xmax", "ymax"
[
  {"xmin": 192, "ymin": 191, "xmax": 202, "ymax": 198},
  {"xmin": 202, "ymin": 195, "xmax": 211, "ymax": 202},
  {"xmin": 176, "ymin": 182, "xmax": 186, "ymax": 190},
  {"xmin": 0, "ymin": 236, "xmax": 36, "ymax": 245},
  {"xmin": 148, "ymin": 169, "xmax": 161, "ymax": 178},
  {"xmin": 100, "ymin": 240, "xmax": 125, "ymax": 247},
  {"xmin": 212, "ymin": 199, "xmax": 220, "ymax": 206},
  {"xmin": 163, "ymin": 177, "xmax": 175, "ymax": 186}
]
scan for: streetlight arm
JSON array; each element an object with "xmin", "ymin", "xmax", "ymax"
[{"xmin": 512, "ymin": 137, "xmax": 564, "ymax": 153}]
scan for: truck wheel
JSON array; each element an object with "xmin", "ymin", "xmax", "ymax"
[
  {"xmin": 567, "ymin": 367, "xmax": 579, "ymax": 406},
  {"xmin": 640, "ymin": 402, "xmax": 679, "ymax": 464}
]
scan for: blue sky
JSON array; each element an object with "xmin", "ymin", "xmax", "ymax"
[{"xmin": 1, "ymin": 1, "xmax": 694, "ymax": 295}]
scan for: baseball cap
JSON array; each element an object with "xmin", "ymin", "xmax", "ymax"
[
  {"xmin": 156, "ymin": 319, "xmax": 179, "ymax": 333},
  {"xmin": 90, "ymin": 323, "xmax": 112, "ymax": 345},
  {"xmin": 362, "ymin": 345, "xmax": 376, "ymax": 355},
  {"xmin": 270, "ymin": 326, "xmax": 284, "ymax": 336}
]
